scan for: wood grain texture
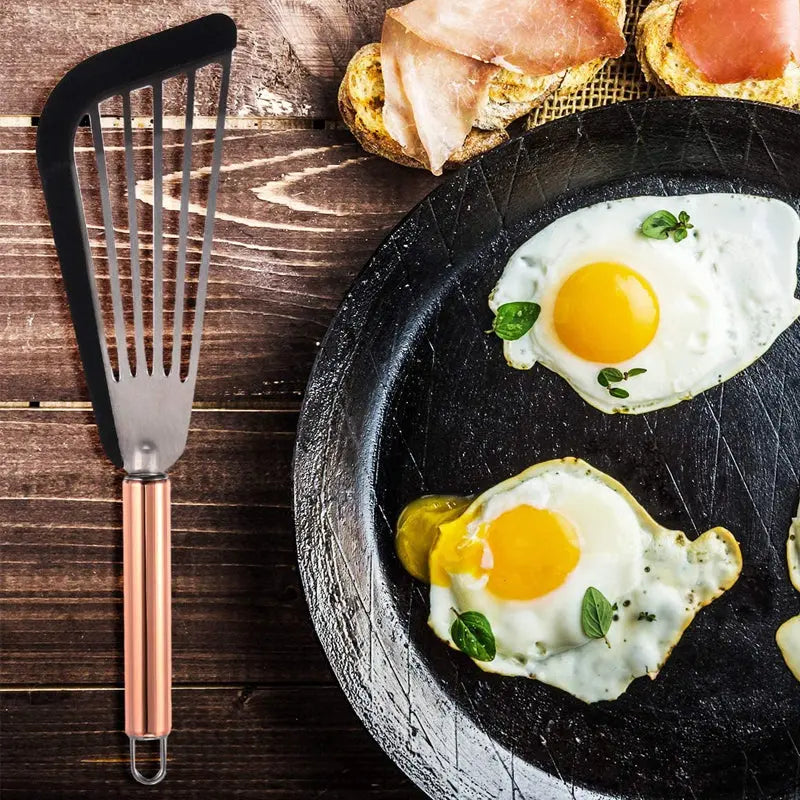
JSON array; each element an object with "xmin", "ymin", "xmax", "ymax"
[
  {"xmin": 0, "ymin": 408, "xmax": 340, "ymax": 686},
  {"xmin": 0, "ymin": 687, "xmax": 424, "ymax": 798},
  {"xmin": 0, "ymin": 126, "xmax": 438, "ymax": 402},
  {"xmin": 1, "ymin": 0, "xmax": 395, "ymax": 119}
]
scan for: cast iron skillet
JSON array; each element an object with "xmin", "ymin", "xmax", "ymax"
[{"xmin": 293, "ymin": 97, "xmax": 800, "ymax": 800}]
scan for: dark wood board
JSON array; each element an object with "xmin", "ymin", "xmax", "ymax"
[
  {"xmin": 0, "ymin": 0, "xmax": 394, "ymax": 119},
  {"xmin": 0, "ymin": 408, "xmax": 331, "ymax": 686},
  {"xmin": 0, "ymin": 127, "xmax": 438, "ymax": 402},
  {"xmin": 0, "ymin": 686, "xmax": 424, "ymax": 799},
  {"xmin": 295, "ymin": 98, "xmax": 800, "ymax": 800}
]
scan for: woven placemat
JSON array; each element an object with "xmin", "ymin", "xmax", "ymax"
[{"xmin": 528, "ymin": 0, "xmax": 656, "ymax": 127}]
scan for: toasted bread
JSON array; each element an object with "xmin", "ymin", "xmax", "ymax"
[
  {"xmin": 338, "ymin": 43, "xmax": 510, "ymax": 170},
  {"xmin": 636, "ymin": 0, "xmax": 800, "ymax": 107},
  {"xmin": 338, "ymin": 0, "xmax": 626, "ymax": 170}
]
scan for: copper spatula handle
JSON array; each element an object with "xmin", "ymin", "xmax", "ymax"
[{"xmin": 123, "ymin": 476, "xmax": 171, "ymax": 785}]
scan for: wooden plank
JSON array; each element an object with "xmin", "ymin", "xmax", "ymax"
[
  {"xmin": 1, "ymin": 1, "xmax": 393, "ymax": 119},
  {"xmin": 0, "ymin": 408, "xmax": 336, "ymax": 685},
  {"xmin": 0, "ymin": 127, "xmax": 438, "ymax": 403},
  {"xmin": 0, "ymin": 686, "xmax": 424, "ymax": 798}
]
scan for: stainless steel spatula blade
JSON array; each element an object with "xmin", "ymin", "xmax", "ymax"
[{"xmin": 36, "ymin": 15, "xmax": 237, "ymax": 785}]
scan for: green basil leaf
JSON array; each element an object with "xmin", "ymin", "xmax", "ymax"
[
  {"xmin": 641, "ymin": 210, "xmax": 678, "ymax": 239},
  {"xmin": 609, "ymin": 387, "xmax": 630, "ymax": 399},
  {"xmin": 626, "ymin": 367, "xmax": 647, "ymax": 377},
  {"xmin": 598, "ymin": 367, "xmax": 624, "ymax": 385},
  {"xmin": 581, "ymin": 587, "xmax": 614, "ymax": 640},
  {"xmin": 451, "ymin": 610, "xmax": 496, "ymax": 662},
  {"xmin": 678, "ymin": 210, "xmax": 690, "ymax": 224},
  {"xmin": 492, "ymin": 302, "xmax": 540, "ymax": 341},
  {"xmin": 672, "ymin": 226, "xmax": 688, "ymax": 243}
]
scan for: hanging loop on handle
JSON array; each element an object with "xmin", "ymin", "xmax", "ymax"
[
  {"xmin": 123, "ymin": 475, "xmax": 171, "ymax": 785},
  {"xmin": 129, "ymin": 736, "xmax": 168, "ymax": 786}
]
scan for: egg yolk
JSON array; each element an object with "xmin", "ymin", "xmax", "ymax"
[
  {"xmin": 553, "ymin": 262, "xmax": 659, "ymax": 363},
  {"xmin": 395, "ymin": 495, "xmax": 473, "ymax": 582},
  {"xmin": 430, "ymin": 504, "xmax": 581, "ymax": 601}
]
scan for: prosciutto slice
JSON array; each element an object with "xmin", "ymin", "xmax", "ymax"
[
  {"xmin": 382, "ymin": 17, "xmax": 498, "ymax": 173},
  {"xmin": 381, "ymin": 18, "xmax": 430, "ymax": 167},
  {"xmin": 673, "ymin": 0, "xmax": 800, "ymax": 84},
  {"xmin": 388, "ymin": 0, "xmax": 626, "ymax": 75},
  {"xmin": 379, "ymin": 0, "xmax": 625, "ymax": 174}
]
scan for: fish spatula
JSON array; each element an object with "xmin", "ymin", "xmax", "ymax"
[{"xmin": 36, "ymin": 14, "xmax": 237, "ymax": 785}]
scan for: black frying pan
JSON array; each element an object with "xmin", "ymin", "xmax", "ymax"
[{"xmin": 294, "ymin": 97, "xmax": 800, "ymax": 800}]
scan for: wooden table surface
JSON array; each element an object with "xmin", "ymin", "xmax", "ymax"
[{"xmin": 0, "ymin": 2, "xmax": 438, "ymax": 796}]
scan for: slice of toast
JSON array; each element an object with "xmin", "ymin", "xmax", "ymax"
[
  {"xmin": 339, "ymin": 0, "xmax": 626, "ymax": 170},
  {"xmin": 338, "ymin": 43, "xmax": 511, "ymax": 170},
  {"xmin": 636, "ymin": 0, "xmax": 800, "ymax": 107}
]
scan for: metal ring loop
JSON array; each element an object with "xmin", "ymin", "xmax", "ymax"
[{"xmin": 129, "ymin": 735, "xmax": 168, "ymax": 785}]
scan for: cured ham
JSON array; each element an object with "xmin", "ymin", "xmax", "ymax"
[
  {"xmin": 379, "ymin": 0, "xmax": 626, "ymax": 174},
  {"xmin": 381, "ymin": 18, "xmax": 430, "ymax": 167},
  {"xmin": 673, "ymin": 0, "xmax": 800, "ymax": 84},
  {"xmin": 382, "ymin": 17, "xmax": 498, "ymax": 173},
  {"xmin": 388, "ymin": 0, "xmax": 626, "ymax": 76}
]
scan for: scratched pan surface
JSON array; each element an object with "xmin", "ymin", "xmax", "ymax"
[{"xmin": 294, "ymin": 97, "xmax": 800, "ymax": 800}]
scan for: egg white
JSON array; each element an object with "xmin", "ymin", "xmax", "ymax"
[
  {"xmin": 777, "ymin": 502, "xmax": 800, "ymax": 682},
  {"xmin": 788, "ymin": 502, "xmax": 799, "ymax": 593},
  {"xmin": 490, "ymin": 194, "xmax": 800, "ymax": 414},
  {"xmin": 429, "ymin": 458, "xmax": 743, "ymax": 702},
  {"xmin": 777, "ymin": 617, "xmax": 800, "ymax": 682}
]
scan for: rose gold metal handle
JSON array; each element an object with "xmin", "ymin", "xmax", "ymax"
[{"xmin": 123, "ymin": 475, "xmax": 171, "ymax": 785}]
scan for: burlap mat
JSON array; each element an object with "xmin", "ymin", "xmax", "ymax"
[{"xmin": 528, "ymin": 0, "xmax": 656, "ymax": 127}]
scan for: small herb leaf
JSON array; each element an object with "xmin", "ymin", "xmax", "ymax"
[
  {"xmin": 598, "ymin": 367, "xmax": 624, "ymax": 385},
  {"xmin": 638, "ymin": 611, "xmax": 657, "ymax": 622},
  {"xmin": 642, "ymin": 209, "xmax": 695, "ymax": 243},
  {"xmin": 492, "ymin": 302, "xmax": 540, "ymax": 341},
  {"xmin": 641, "ymin": 210, "xmax": 678, "ymax": 239},
  {"xmin": 581, "ymin": 587, "xmax": 614, "ymax": 640},
  {"xmin": 599, "ymin": 366, "xmax": 645, "ymax": 399},
  {"xmin": 451, "ymin": 610, "xmax": 496, "ymax": 662}
]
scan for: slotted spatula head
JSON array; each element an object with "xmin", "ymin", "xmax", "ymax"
[{"xmin": 36, "ymin": 14, "xmax": 236, "ymax": 476}]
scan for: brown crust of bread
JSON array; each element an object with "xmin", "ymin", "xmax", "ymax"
[{"xmin": 636, "ymin": 0, "xmax": 800, "ymax": 107}]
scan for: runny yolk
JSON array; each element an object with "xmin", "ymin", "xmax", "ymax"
[
  {"xmin": 395, "ymin": 495, "xmax": 473, "ymax": 582},
  {"xmin": 553, "ymin": 262, "xmax": 659, "ymax": 363},
  {"xmin": 430, "ymin": 504, "xmax": 581, "ymax": 601}
]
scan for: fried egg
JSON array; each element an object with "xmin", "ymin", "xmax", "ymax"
[
  {"xmin": 777, "ymin": 617, "xmax": 800, "ymax": 682},
  {"xmin": 777, "ymin": 502, "xmax": 800, "ymax": 681},
  {"xmin": 412, "ymin": 459, "xmax": 742, "ymax": 702},
  {"xmin": 788, "ymin": 502, "xmax": 799, "ymax": 593},
  {"xmin": 490, "ymin": 194, "xmax": 800, "ymax": 413}
]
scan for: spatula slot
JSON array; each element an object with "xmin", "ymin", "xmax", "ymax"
[{"xmin": 72, "ymin": 59, "xmax": 230, "ymax": 393}]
